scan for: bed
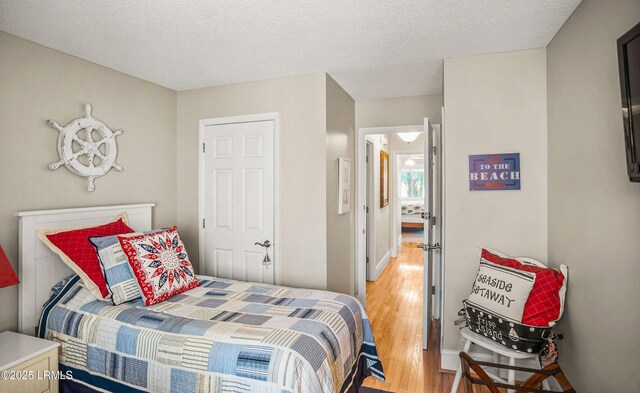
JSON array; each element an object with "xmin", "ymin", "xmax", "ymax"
[
  {"xmin": 17, "ymin": 204, "xmax": 384, "ymax": 393},
  {"xmin": 401, "ymin": 200, "xmax": 424, "ymax": 229}
]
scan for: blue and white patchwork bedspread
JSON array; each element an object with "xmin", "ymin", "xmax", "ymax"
[{"xmin": 39, "ymin": 275, "xmax": 384, "ymax": 393}]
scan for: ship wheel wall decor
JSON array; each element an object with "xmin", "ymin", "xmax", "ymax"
[{"xmin": 46, "ymin": 104, "xmax": 124, "ymax": 191}]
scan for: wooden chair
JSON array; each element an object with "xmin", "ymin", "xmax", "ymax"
[{"xmin": 459, "ymin": 352, "xmax": 575, "ymax": 393}]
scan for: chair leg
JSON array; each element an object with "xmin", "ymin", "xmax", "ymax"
[
  {"xmin": 450, "ymin": 339, "xmax": 472, "ymax": 393},
  {"xmin": 507, "ymin": 357, "xmax": 516, "ymax": 393},
  {"xmin": 536, "ymin": 356, "xmax": 551, "ymax": 390}
]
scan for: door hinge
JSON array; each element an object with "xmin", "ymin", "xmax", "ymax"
[
  {"xmin": 202, "ymin": 218, "xmax": 206, "ymax": 228},
  {"xmin": 202, "ymin": 143, "xmax": 206, "ymax": 153},
  {"xmin": 366, "ymin": 156, "xmax": 369, "ymax": 163},
  {"xmin": 366, "ymin": 206, "xmax": 369, "ymax": 213},
  {"xmin": 431, "ymin": 216, "xmax": 437, "ymax": 226},
  {"xmin": 432, "ymin": 285, "xmax": 436, "ymax": 295},
  {"xmin": 433, "ymin": 146, "xmax": 437, "ymax": 155},
  {"xmin": 366, "ymin": 257, "xmax": 370, "ymax": 264}
]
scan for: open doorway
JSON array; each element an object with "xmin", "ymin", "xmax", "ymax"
[
  {"xmin": 397, "ymin": 153, "xmax": 425, "ymax": 244},
  {"xmin": 356, "ymin": 120, "xmax": 444, "ymax": 348},
  {"xmin": 358, "ymin": 120, "xmax": 445, "ymax": 391}
]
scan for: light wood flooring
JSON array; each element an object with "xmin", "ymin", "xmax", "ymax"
[{"xmin": 361, "ymin": 241, "xmax": 473, "ymax": 393}]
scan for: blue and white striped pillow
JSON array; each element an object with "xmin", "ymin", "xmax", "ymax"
[{"xmin": 90, "ymin": 230, "xmax": 163, "ymax": 305}]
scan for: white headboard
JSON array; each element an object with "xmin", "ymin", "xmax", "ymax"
[{"xmin": 15, "ymin": 204, "xmax": 154, "ymax": 335}]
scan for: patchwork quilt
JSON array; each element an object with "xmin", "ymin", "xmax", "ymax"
[{"xmin": 39, "ymin": 275, "xmax": 384, "ymax": 393}]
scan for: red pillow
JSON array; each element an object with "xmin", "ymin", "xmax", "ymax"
[
  {"xmin": 38, "ymin": 215, "xmax": 134, "ymax": 299},
  {"xmin": 481, "ymin": 249, "xmax": 566, "ymax": 327}
]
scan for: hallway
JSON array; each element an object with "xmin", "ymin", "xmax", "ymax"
[{"xmin": 361, "ymin": 242, "xmax": 463, "ymax": 393}]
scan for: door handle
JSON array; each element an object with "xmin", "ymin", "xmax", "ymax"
[
  {"xmin": 255, "ymin": 240, "xmax": 271, "ymax": 249},
  {"xmin": 417, "ymin": 242, "xmax": 442, "ymax": 251},
  {"xmin": 255, "ymin": 240, "xmax": 272, "ymax": 266}
]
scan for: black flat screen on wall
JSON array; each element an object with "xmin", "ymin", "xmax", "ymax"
[{"xmin": 618, "ymin": 22, "xmax": 640, "ymax": 182}]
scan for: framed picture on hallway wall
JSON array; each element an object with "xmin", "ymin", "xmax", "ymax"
[
  {"xmin": 338, "ymin": 157, "xmax": 351, "ymax": 214},
  {"xmin": 380, "ymin": 150, "xmax": 390, "ymax": 208}
]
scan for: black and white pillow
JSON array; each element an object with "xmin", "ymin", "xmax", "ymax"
[{"xmin": 466, "ymin": 260, "xmax": 536, "ymax": 323}]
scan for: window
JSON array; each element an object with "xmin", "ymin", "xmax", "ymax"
[{"xmin": 400, "ymin": 170, "xmax": 424, "ymax": 198}]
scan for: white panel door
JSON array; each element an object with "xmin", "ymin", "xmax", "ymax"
[
  {"xmin": 432, "ymin": 124, "xmax": 443, "ymax": 320},
  {"xmin": 421, "ymin": 118, "xmax": 435, "ymax": 349},
  {"xmin": 202, "ymin": 120, "xmax": 274, "ymax": 284}
]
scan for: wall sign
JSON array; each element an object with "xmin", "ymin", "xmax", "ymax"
[{"xmin": 469, "ymin": 153, "xmax": 520, "ymax": 191}]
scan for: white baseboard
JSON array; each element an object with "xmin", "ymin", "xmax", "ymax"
[{"xmin": 374, "ymin": 250, "xmax": 391, "ymax": 280}]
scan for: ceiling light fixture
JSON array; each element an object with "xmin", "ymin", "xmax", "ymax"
[{"xmin": 397, "ymin": 132, "xmax": 420, "ymax": 143}]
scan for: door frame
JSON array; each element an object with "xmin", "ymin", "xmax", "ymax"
[
  {"xmin": 355, "ymin": 124, "xmax": 424, "ymax": 305},
  {"xmin": 198, "ymin": 112, "xmax": 281, "ymax": 284}
]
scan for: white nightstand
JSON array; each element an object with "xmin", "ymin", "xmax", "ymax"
[{"xmin": 0, "ymin": 331, "xmax": 60, "ymax": 393}]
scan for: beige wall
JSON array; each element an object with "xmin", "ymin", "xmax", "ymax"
[
  {"xmin": 442, "ymin": 49, "xmax": 548, "ymax": 350},
  {"xmin": 0, "ymin": 31, "xmax": 178, "ymax": 332},
  {"xmin": 325, "ymin": 76, "xmax": 355, "ymax": 294},
  {"xmin": 547, "ymin": 0, "xmax": 640, "ymax": 390},
  {"xmin": 355, "ymin": 95, "xmax": 443, "ymax": 128},
  {"xmin": 176, "ymin": 74, "xmax": 329, "ymax": 290}
]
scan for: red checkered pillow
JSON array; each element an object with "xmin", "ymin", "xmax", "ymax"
[
  {"xmin": 38, "ymin": 213, "xmax": 134, "ymax": 299},
  {"xmin": 481, "ymin": 248, "xmax": 567, "ymax": 327},
  {"xmin": 118, "ymin": 227, "xmax": 199, "ymax": 306}
]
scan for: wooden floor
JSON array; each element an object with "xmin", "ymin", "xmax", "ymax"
[{"xmin": 361, "ymin": 241, "xmax": 472, "ymax": 393}]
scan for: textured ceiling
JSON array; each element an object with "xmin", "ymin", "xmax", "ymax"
[{"xmin": 0, "ymin": 0, "xmax": 580, "ymax": 100}]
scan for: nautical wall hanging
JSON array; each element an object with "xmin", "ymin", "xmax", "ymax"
[{"xmin": 46, "ymin": 104, "xmax": 124, "ymax": 191}]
